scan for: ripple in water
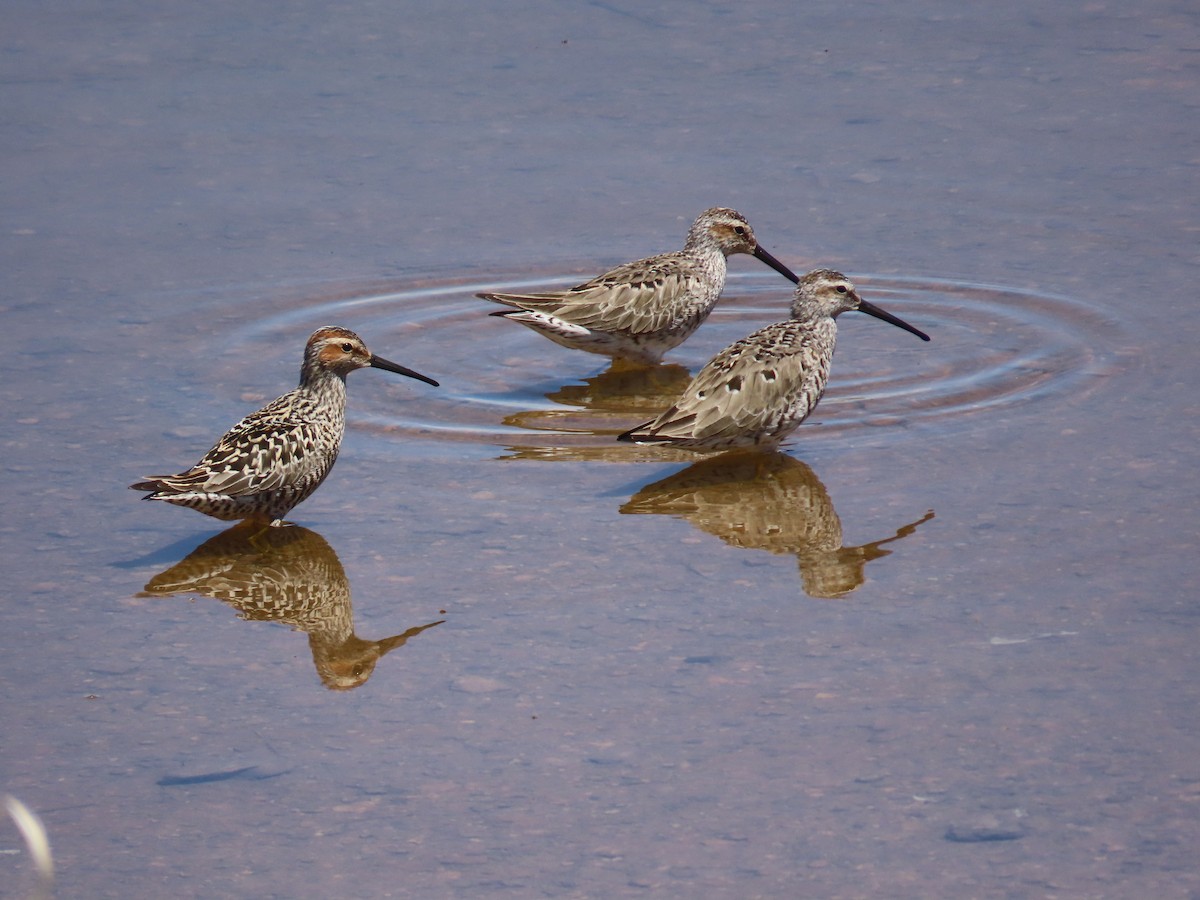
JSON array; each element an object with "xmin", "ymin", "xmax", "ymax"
[{"xmin": 210, "ymin": 271, "xmax": 1125, "ymax": 454}]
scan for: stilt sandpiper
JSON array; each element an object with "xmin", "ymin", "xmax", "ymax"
[
  {"xmin": 131, "ymin": 326, "xmax": 438, "ymax": 524},
  {"xmin": 477, "ymin": 207, "xmax": 799, "ymax": 365},
  {"xmin": 618, "ymin": 269, "xmax": 929, "ymax": 450}
]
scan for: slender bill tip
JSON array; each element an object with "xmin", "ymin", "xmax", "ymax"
[
  {"xmin": 858, "ymin": 299, "xmax": 931, "ymax": 342},
  {"xmin": 370, "ymin": 356, "xmax": 440, "ymax": 386},
  {"xmin": 752, "ymin": 245, "xmax": 800, "ymax": 284}
]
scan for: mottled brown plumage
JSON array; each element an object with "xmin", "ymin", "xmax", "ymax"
[
  {"xmin": 618, "ymin": 269, "xmax": 929, "ymax": 450},
  {"xmin": 131, "ymin": 326, "xmax": 438, "ymax": 524},
  {"xmin": 477, "ymin": 207, "xmax": 799, "ymax": 364}
]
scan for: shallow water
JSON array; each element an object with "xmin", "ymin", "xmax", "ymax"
[{"xmin": 3, "ymin": 1, "xmax": 1200, "ymax": 897}]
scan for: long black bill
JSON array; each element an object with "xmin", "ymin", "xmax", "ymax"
[
  {"xmin": 857, "ymin": 299, "xmax": 931, "ymax": 342},
  {"xmin": 752, "ymin": 245, "xmax": 801, "ymax": 284},
  {"xmin": 370, "ymin": 355, "xmax": 440, "ymax": 386}
]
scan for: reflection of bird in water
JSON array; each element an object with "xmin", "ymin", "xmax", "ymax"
[
  {"xmin": 478, "ymin": 207, "xmax": 798, "ymax": 364},
  {"xmin": 620, "ymin": 452, "xmax": 933, "ymax": 598},
  {"xmin": 498, "ymin": 359, "xmax": 703, "ymax": 462},
  {"xmin": 501, "ymin": 359, "xmax": 693, "ymax": 444},
  {"xmin": 131, "ymin": 326, "xmax": 438, "ymax": 525},
  {"xmin": 620, "ymin": 270, "xmax": 929, "ymax": 451},
  {"xmin": 543, "ymin": 360, "xmax": 694, "ymax": 416},
  {"xmin": 140, "ymin": 522, "xmax": 443, "ymax": 690}
]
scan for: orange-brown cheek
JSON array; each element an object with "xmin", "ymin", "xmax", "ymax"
[{"xmin": 318, "ymin": 345, "xmax": 345, "ymax": 365}]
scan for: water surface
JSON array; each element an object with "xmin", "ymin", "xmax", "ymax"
[{"xmin": 3, "ymin": 2, "xmax": 1199, "ymax": 897}]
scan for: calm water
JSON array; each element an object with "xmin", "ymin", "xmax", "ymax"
[{"xmin": 3, "ymin": 2, "xmax": 1199, "ymax": 897}]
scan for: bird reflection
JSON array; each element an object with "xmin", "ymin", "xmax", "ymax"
[
  {"xmin": 620, "ymin": 452, "xmax": 933, "ymax": 598},
  {"xmin": 140, "ymin": 523, "xmax": 443, "ymax": 690},
  {"xmin": 501, "ymin": 360, "xmax": 694, "ymax": 461}
]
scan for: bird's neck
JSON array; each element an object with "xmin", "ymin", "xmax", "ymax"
[
  {"xmin": 298, "ymin": 367, "xmax": 349, "ymax": 406},
  {"xmin": 683, "ymin": 235, "xmax": 726, "ymax": 259}
]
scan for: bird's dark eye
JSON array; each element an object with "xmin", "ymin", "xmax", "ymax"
[
  {"xmin": 341, "ymin": 342, "xmax": 354, "ymax": 352},
  {"xmin": 835, "ymin": 285, "xmax": 847, "ymax": 293},
  {"xmin": 734, "ymin": 226, "xmax": 747, "ymax": 236}
]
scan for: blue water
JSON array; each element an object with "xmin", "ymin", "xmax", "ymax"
[{"xmin": 3, "ymin": 2, "xmax": 1199, "ymax": 896}]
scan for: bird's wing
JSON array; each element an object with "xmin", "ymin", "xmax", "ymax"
[
  {"xmin": 145, "ymin": 402, "xmax": 329, "ymax": 497},
  {"xmin": 642, "ymin": 323, "xmax": 824, "ymax": 442}
]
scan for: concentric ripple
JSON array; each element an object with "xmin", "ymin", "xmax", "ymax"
[{"xmin": 210, "ymin": 270, "xmax": 1126, "ymax": 454}]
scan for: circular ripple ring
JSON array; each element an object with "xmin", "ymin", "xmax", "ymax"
[{"xmin": 209, "ymin": 271, "xmax": 1126, "ymax": 450}]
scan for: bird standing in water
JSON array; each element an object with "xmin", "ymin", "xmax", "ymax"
[
  {"xmin": 131, "ymin": 326, "xmax": 438, "ymax": 524},
  {"xmin": 618, "ymin": 269, "xmax": 929, "ymax": 451},
  {"xmin": 477, "ymin": 207, "xmax": 799, "ymax": 365}
]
